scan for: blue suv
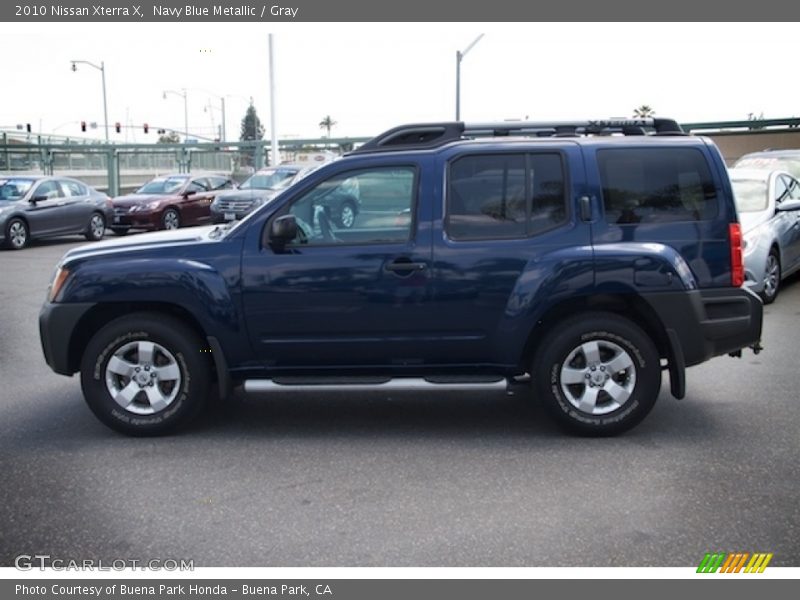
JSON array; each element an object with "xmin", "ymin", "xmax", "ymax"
[{"xmin": 39, "ymin": 119, "xmax": 763, "ymax": 436}]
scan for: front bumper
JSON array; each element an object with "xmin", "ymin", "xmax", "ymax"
[
  {"xmin": 111, "ymin": 210, "xmax": 159, "ymax": 230},
  {"xmin": 643, "ymin": 287, "xmax": 763, "ymax": 368},
  {"xmin": 39, "ymin": 302, "xmax": 96, "ymax": 375}
]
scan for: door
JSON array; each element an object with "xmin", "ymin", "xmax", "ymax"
[
  {"xmin": 182, "ymin": 178, "xmax": 214, "ymax": 224},
  {"xmin": 240, "ymin": 163, "xmax": 433, "ymax": 369},
  {"xmin": 58, "ymin": 179, "xmax": 93, "ymax": 233},
  {"xmin": 430, "ymin": 147, "xmax": 591, "ymax": 368},
  {"xmin": 24, "ymin": 179, "xmax": 68, "ymax": 237}
]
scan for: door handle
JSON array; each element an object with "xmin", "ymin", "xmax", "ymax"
[{"xmin": 385, "ymin": 259, "xmax": 427, "ymax": 274}]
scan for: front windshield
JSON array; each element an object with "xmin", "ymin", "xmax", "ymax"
[
  {"xmin": 240, "ymin": 169, "xmax": 298, "ymax": 190},
  {"xmin": 732, "ymin": 179, "xmax": 769, "ymax": 212},
  {"xmin": 0, "ymin": 178, "xmax": 34, "ymax": 201},
  {"xmin": 136, "ymin": 176, "xmax": 188, "ymax": 195}
]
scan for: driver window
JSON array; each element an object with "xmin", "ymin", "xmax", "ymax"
[
  {"xmin": 34, "ymin": 180, "xmax": 63, "ymax": 200},
  {"xmin": 186, "ymin": 179, "xmax": 210, "ymax": 193},
  {"xmin": 286, "ymin": 166, "xmax": 416, "ymax": 246}
]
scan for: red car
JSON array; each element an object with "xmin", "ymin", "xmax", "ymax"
[{"xmin": 111, "ymin": 174, "xmax": 235, "ymax": 234}]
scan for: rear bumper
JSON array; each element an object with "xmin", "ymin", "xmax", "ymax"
[
  {"xmin": 39, "ymin": 302, "xmax": 96, "ymax": 375},
  {"xmin": 643, "ymin": 287, "xmax": 763, "ymax": 368}
]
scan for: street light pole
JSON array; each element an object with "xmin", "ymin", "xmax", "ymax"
[
  {"xmin": 71, "ymin": 59, "xmax": 110, "ymax": 142},
  {"xmin": 269, "ymin": 34, "xmax": 279, "ymax": 167},
  {"xmin": 455, "ymin": 34, "xmax": 484, "ymax": 121},
  {"xmin": 163, "ymin": 89, "xmax": 189, "ymax": 140}
]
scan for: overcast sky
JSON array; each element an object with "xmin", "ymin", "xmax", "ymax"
[{"xmin": 0, "ymin": 22, "xmax": 795, "ymax": 142}]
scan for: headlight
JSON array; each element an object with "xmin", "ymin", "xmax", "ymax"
[{"xmin": 48, "ymin": 266, "xmax": 70, "ymax": 303}]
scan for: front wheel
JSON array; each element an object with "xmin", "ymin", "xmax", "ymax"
[
  {"xmin": 162, "ymin": 208, "xmax": 180, "ymax": 230},
  {"xmin": 335, "ymin": 200, "xmax": 357, "ymax": 229},
  {"xmin": 80, "ymin": 313, "xmax": 210, "ymax": 435},
  {"xmin": 532, "ymin": 313, "xmax": 661, "ymax": 436},
  {"xmin": 4, "ymin": 218, "xmax": 29, "ymax": 249}
]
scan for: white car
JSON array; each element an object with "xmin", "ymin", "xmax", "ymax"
[{"xmin": 729, "ymin": 168, "xmax": 800, "ymax": 303}]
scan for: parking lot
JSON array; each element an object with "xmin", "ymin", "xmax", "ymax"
[{"xmin": 1, "ymin": 235, "xmax": 798, "ymax": 567}]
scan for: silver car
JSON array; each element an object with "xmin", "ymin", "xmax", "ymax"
[
  {"xmin": 0, "ymin": 176, "xmax": 113, "ymax": 250},
  {"xmin": 730, "ymin": 168, "xmax": 800, "ymax": 303}
]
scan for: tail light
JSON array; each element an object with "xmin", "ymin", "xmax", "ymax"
[{"xmin": 729, "ymin": 223, "xmax": 744, "ymax": 287}]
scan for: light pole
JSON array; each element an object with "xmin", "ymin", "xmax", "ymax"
[
  {"xmin": 71, "ymin": 59, "xmax": 109, "ymax": 142},
  {"xmin": 163, "ymin": 89, "xmax": 189, "ymax": 140},
  {"xmin": 455, "ymin": 34, "xmax": 484, "ymax": 121}
]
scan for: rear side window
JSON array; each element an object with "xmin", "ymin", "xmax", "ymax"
[
  {"xmin": 598, "ymin": 148, "xmax": 718, "ymax": 224},
  {"xmin": 447, "ymin": 153, "xmax": 567, "ymax": 240}
]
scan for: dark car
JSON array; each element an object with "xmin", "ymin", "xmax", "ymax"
[
  {"xmin": 40, "ymin": 118, "xmax": 762, "ymax": 437},
  {"xmin": 0, "ymin": 176, "xmax": 112, "ymax": 250},
  {"xmin": 210, "ymin": 164, "xmax": 321, "ymax": 224},
  {"xmin": 111, "ymin": 173, "xmax": 235, "ymax": 234}
]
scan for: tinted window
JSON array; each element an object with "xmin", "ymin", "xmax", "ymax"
[
  {"xmin": 208, "ymin": 176, "xmax": 234, "ymax": 190},
  {"xmin": 33, "ymin": 180, "xmax": 63, "ymax": 200},
  {"xmin": 447, "ymin": 153, "xmax": 567, "ymax": 240},
  {"xmin": 186, "ymin": 179, "xmax": 210, "ymax": 193},
  {"xmin": 60, "ymin": 180, "xmax": 88, "ymax": 197},
  {"xmin": 599, "ymin": 148, "xmax": 718, "ymax": 223},
  {"xmin": 286, "ymin": 167, "xmax": 415, "ymax": 246}
]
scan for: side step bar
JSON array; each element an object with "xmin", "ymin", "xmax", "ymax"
[{"xmin": 243, "ymin": 377, "xmax": 509, "ymax": 394}]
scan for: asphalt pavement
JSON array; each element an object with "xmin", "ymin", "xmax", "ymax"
[{"xmin": 1, "ymin": 234, "xmax": 798, "ymax": 567}]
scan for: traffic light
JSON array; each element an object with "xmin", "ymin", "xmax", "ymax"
[
  {"xmin": 26, "ymin": 123, "xmax": 31, "ymax": 133},
  {"xmin": 143, "ymin": 123, "xmax": 149, "ymax": 134},
  {"xmin": 81, "ymin": 121, "xmax": 87, "ymax": 132},
  {"xmin": 115, "ymin": 122, "xmax": 121, "ymax": 133}
]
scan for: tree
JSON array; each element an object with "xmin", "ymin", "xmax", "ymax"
[
  {"xmin": 240, "ymin": 104, "xmax": 265, "ymax": 142},
  {"xmin": 239, "ymin": 104, "xmax": 265, "ymax": 167},
  {"xmin": 157, "ymin": 131, "xmax": 180, "ymax": 144},
  {"xmin": 319, "ymin": 115, "xmax": 337, "ymax": 138},
  {"xmin": 633, "ymin": 105, "xmax": 655, "ymax": 118}
]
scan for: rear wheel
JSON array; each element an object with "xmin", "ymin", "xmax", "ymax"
[
  {"xmin": 532, "ymin": 313, "xmax": 661, "ymax": 436},
  {"xmin": 4, "ymin": 218, "xmax": 29, "ymax": 249},
  {"xmin": 162, "ymin": 208, "xmax": 180, "ymax": 230},
  {"xmin": 85, "ymin": 212, "xmax": 106, "ymax": 241},
  {"xmin": 760, "ymin": 249, "xmax": 780, "ymax": 304},
  {"xmin": 80, "ymin": 313, "xmax": 210, "ymax": 436}
]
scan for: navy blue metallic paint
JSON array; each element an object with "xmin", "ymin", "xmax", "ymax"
[{"xmin": 40, "ymin": 134, "xmax": 761, "ymax": 387}]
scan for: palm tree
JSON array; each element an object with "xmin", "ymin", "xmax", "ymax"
[
  {"xmin": 633, "ymin": 105, "xmax": 655, "ymax": 118},
  {"xmin": 319, "ymin": 115, "xmax": 337, "ymax": 138}
]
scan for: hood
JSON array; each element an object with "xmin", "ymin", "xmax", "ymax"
[
  {"xmin": 739, "ymin": 211, "xmax": 772, "ymax": 234},
  {"xmin": 112, "ymin": 194, "xmax": 171, "ymax": 207},
  {"xmin": 60, "ymin": 225, "xmax": 220, "ymax": 265},
  {"xmin": 216, "ymin": 189, "xmax": 278, "ymax": 203}
]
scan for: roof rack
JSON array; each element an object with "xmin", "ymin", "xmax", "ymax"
[{"xmin": 350, "ymin": 118, "xmax": 686, "ymax": 154}]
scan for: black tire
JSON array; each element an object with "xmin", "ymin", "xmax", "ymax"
[
  {"xmin": 162, "ymin": 208, "xmax": 180, "ymax": 230},
  {"xmin": 111, "ymin": 228, "xmax": 129, "ymax": 236},
  {"xmin": 80, "ymin": 312, "xmax": 210, "ymax": 436},
  {"xmin": 532, "ymin": 312, "xmax": 661, "ymax": 436},
  {"xmin": 760, "ymin": 248, "xmax": 780, "ymax": 305},
  {"xmin": 85, "ymin": 212, "xmax": 106, "ymax": 241},
  {"xmin": 335, "ymin": 199, "xmax": 357, "ymax": 229},
  {"xmin": 4, "ymin": 217, "xmax": 29, "ymax": 250}
]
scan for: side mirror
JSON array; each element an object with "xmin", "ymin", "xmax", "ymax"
[
  {"xmin": 29, "ymin": 195, "xmax": 47, "ymax": 204},
  {"xmin": 777, "ymin": 199, "xmax": 800, "ymax": 212},
  {"xmin": 182, "ymin": 190, "xmax": 197, "ymax": 198},
  {"xmin": 267, "ymin": 214, "xmax": 298, "ymax": 249}
]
